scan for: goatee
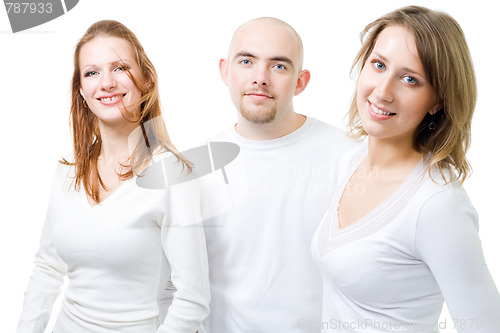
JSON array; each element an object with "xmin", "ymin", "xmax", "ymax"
[{"xmin": 239, "ymin": 100, "xmax": 278, "ymax": 124}]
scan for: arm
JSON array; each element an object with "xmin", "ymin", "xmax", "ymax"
[
  {"xmin": 16, "ymin": 201, "xmax": 68, "ymax": 333},
  {"xmin": 157, "ymin": 180, "xmax": 210, "ymax": 333},
  {"xmin": 415, "ymin": 186, "xmax": 500, "ymax": 333},
  {"xmin": 158, "ymin": 277, "xmax": 176, "ymax": 323}
]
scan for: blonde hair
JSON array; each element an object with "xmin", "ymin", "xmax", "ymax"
[
  {"xmin": 348, "ymin": 6, "xmax": 476, "ymax": 184},
  {"xmin": 62, "ymin": 20, "xmax": 190, "ymax": 202}
]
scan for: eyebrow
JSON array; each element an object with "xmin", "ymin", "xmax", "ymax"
[
  {"xmin": 81, "ymin": 60, "xmax": 130, "ymax": 71},
  {"xmin": 235, "ymin": 51, "xmax": 255, "ymax": 58},
  {"xmin": 372, "ymin": 52, "xmax": 425, "ymax": 78},
  {"xmin": 111, "ymin": 60, "xmax": 130, "ymax": 67},
  {"xmin": 235, "ymin": 51, "xmax": 295, "ymax": 68}
]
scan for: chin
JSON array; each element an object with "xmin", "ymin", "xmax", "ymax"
[
  {"xmin": 239, "ymin": 104, "xmax": 277, "ymax": 124},
  {"xmin": 361, "ymin": 123, "xmax": 388, "ymax": 138},
  {"xmin": 241, "ymin": 110, "xmax": 276, "ymax": 124}
]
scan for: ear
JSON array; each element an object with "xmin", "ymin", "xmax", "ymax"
[
  {"xmin": 219, "ymin": 58, "xmax": 229, "ymax": 86},
  {"xmin": 143, "ymin": 78, "xmax": 152, "ymax": 91},
  {"xmin": 294, "ymin": 69, "xmax": 311, "ymax": 96},
  {"xmin": 429, "ymin": 101, "xmax": 443, "ymax": 115},
  {"xmin": 80, "ymin": 88, "xmax": 84, "ymax": 99}
]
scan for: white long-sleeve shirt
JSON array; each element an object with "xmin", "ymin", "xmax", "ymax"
[
  {"xmin": 201, "ymin": 117, "xmax": 358, "ymax": 333},
  {"xmin": 312, "ymin": 144, "xmax": 500, "ymax": 332},
  {"xmin": 16, "ymin": 161, "xmax": 210, "ymax": 333}
]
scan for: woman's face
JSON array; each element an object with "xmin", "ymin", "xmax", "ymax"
[
  {"xmin": 79, "ymin": 36, "xmax": 145, "ymax": 127},
  {"xmin": 356, "ymin": 25, "xmax": 440, "ymax": 145}
]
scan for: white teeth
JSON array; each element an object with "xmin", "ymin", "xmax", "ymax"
[
  {"xmin": 100, "ymin": 96, "xmax": 119, "ymax": 102},
  {"xmin": 372, "ymin": 105, "xmax": 392, "ymax": 116}
]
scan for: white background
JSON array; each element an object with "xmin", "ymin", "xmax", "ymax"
[{"xmin": 1, "ymin": 0, "xmax": 498, "ymax": 332}]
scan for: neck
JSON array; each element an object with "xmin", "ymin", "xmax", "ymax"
[
  {"xmin": 366, "ymin": 136, "xmax": 423, "ymax": 171},
  {"xmin": 235, "ymin": 111, "xmax": 306, "ymax": 141},
  {"xmin": 97, "ymin": 121, "xmax": 136, "ymax": 164}
]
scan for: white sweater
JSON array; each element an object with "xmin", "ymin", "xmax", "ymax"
[
  {"xmin": 200, "ymin": 117, "xmax": 357, "ymax": 333},
  {"xmin": 16, "ymin": 161, "xmax": 210, "ymax": 333},
  {"xmin": 312, "ymin": 144, "xmax": 500, "ymax": 332}
]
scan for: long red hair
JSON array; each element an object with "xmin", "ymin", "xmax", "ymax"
[{"xmin": 62, "ymin": 20, "xmax": 190, "ymax": 202}]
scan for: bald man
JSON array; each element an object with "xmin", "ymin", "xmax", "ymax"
[{"xmin": 201, "ymin": 18, "xmax": 357, "ymax": 333}]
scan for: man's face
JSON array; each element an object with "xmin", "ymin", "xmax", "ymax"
[{"xmin": 221, "ymin": 19, "xmax": 304, "ymax": 124}]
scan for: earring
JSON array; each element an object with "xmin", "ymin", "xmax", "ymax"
[
  {"xmin": 428, "ymin": 115, "xmax": 436, "ymax": 130},
  {"xmin": 82, "ymin": 99, "xmax": 88, "ymax": 108}
]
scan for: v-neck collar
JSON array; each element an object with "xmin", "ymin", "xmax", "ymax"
[
  {"xmin": 317, "ymin": 145, "xmax": 425, "ymax": 258},
  {"xmin": 81, "ymin": 176, "xmax": 135, "ymax": 211}
]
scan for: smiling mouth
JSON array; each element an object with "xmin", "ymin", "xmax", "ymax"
[
  {"xmin": 98, "ymin": 94, "xmax": 125, "ymax": 102},
  {"xmin": 371, "ymin": 103, "xmax": 396, "ymax": 116}
]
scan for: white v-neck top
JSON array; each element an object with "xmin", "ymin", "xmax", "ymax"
[
  {"xmin": 17, "ymin": 162, "xmax": 210, "ymax": 333},
  {"xmin": 312, "ymin": 144, "xmax": 500, "ymax": 332}
]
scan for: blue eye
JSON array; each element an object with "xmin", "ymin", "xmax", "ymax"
[
  {"xmin": 274, "ymin": 64, "xmax": 286, "ymax": 70},
  {"xmin": 240, "ymin": 59, "xmax": 251, "ymax": 65},
  {"xmin": 373, "ymin": 60, "xmax": 385, "ymax": 71},
  {"xmin": 403, "ymin": 75, "xmax": 417, "ymax": 85}
]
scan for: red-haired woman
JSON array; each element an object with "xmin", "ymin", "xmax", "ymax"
[{"xmin": 16, "ymin": 20, "xmax": 209, "ymax": 333}]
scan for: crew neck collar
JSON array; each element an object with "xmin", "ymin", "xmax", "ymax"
[{"xmin": 229, "ymin": 116, "xmax": 316, "ymax": 150}]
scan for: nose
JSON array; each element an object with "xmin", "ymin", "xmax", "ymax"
[
  {"xmin": 373, "ymin": 74, "xmax": 394, "ymax": 103},
  {"xmin": 252, "ymin": 66, "xmax": 269, "ymax": 87},
  {"xmin": 100, "ymin": 72, "xmax": 116, "ymax": 91}
]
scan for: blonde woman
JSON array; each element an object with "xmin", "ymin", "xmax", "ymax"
[
  {"xmin": 312, "ymin": 6, "xmax": 500, "ymax": 332},
  {"xmin": 16, "ymin": 20, "xmax": 209, "ymax": 333}
]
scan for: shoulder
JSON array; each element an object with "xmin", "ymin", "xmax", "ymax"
[
  {"xmin": 40, "ymin": 158, "xmax": 77, "ymax": 206},
  {"xmin": 300, "ymin": 117, "xmax": 361, "ymax": 153},
  {"xmin": 56, "ymin": 152, "xmax": 76, "ymax": 177},
  {"xmin": 416, "ymin": 176, "xmax": 478, "ymax": 232},
  {"xmin": 419, "ymin": 166, "xmax": 474, "ymax": 210},
  {"xmin": 306, "ymin": 117, "xmax": 351, "ymax": 140},
  {"xmin": 413, "ymin": 176, "xmax": 483, "ymax": 267},
  {"xmin": 422, "ymin": 181, "xmax": 476, "ymax": 212},
  {"xmin": 53, "ymin": 154, "xmax": 76, "ymax": 185}
]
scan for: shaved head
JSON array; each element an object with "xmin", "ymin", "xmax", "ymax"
[
  {"xmin": 229, "ymin": 17, "xmax": 304, "ymax": 71},
  {"xmin": 220, "ymin": 16, "xmax": 310, "ymax": 137}
]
